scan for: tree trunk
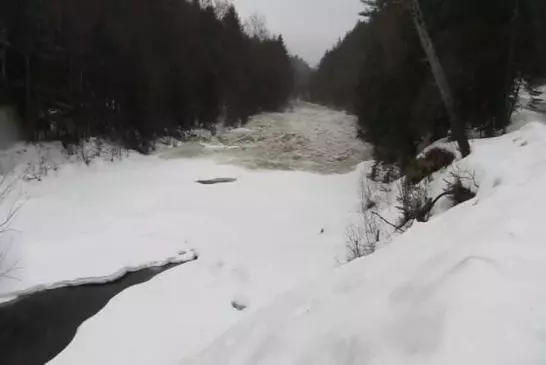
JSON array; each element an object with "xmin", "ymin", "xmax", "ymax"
[
  {"xmin": 503, "ymin": 0, "xmax": 520, "ymax": 127},
  {"xmin": 410, "ymin": 0, "xmax": 471, "ymax": 157},
  {"xmin": 1, "ymin": 55, "xmax": 5, "ymax": 81},
  {"xmin": 25, "ymin": 54, "xmax": 31, "ymax": 124}
]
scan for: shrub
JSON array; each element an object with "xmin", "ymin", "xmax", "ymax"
[
  {"xmin": 345, "ymin": 211, "xmax": 379, "ymax": 262},
  {"xmin": 396, "ymin": 179, "xmax": 431, "ymax": 226},
  {"xmin": 407, "ymin": 147, "xmax": 455, "ymax": 184},
  {"xmin": 346, "ymin": 173, "xmax": 382, "ymax": 262},
  {"xmin": 24, "ymin": 155, "xmax": 58, "ymax": 182},
  {"xmin": 359, "ymin": 174, "xmax": 376, "ymax": 213},
  {"xmin": 0, "ymin": 175, "xmax": 20, "ymax": 280},
  {"xmin": 444, "ymin": 169, "xmax": 478, "ymax": 206},
  {"xmin": 368, "ymin": 161, "xmax": 400, "ymax": 184}
]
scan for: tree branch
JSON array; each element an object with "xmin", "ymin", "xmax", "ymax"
[{"xmin": 370, "ymin": 211, "xmax": 405, "ymax": 232}]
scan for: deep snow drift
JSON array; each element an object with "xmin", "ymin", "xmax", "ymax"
[{"xmin": 182, "ymin": 113, "xmax": 546, "ymax": 365}]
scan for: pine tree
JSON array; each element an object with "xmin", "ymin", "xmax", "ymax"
[
  {"xmin": 312, "ymin": 0, "xmax": 546, "ymax": 165},
  {"xmin": 0, "ymin": 0, "xmax": 295, "ymax": 150}
]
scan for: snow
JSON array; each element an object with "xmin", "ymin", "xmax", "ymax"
[
  {"xmin": 6, "ymin": 101, "xmax": 546, "ymax": 365},
  {"xmin": 183, "ymin": 117, "xmax": 546, "ymax": 365},
  {"xmin": 47, "ymin": 162, "xmax": 360, "ymax": 365},
  {"xmin": 0, "ymin": 148, "xmax": 357, "ymax": 299},
  {"xmin": 0, "ymin": 152, "xmax": 205, "ymax": 299},
  {"xmin": 2, "ymin": 250, "xmax": 197, "ymax": 299},
  {"xmin": 0, "ymin": 103, "xmax": 367, "ymax": 364}
]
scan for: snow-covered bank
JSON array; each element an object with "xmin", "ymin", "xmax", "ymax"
[
  {"xmin": 0, "ymin": 153, "xmax": 357, "ymax": 299},
  {"xmin": 182, "ymin": 117, "xmax": 546, "ymax": 365},
  {"xmin": 0, "ymin": 104, "xmax": 367, "ymax": 363},
  {"xmin": 0, "ymin": 154, "xmax": 196, "ymax": 299},
  {"xmin": 0, "ymin": 250, "xmax": 197, "ymax": 301},
  {"xmin": 47, "ymin": 162, "xmax": 360, "ymax": 365},
  {"xmin": 0, "ymin": 104, "xmax": 366, "ymax": 300}
]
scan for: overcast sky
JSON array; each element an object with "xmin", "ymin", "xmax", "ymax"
[{"xmin": 233, "ymin": 0, "xmax": 363, "ymax": 66}]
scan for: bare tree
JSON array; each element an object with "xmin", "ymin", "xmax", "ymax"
[
  {"xmin": 244, "ymin": 13, "xmax": 270, "ymax": 40},
  {"xmin": 211, "ymin": 0, "xmax": 234, "ymax": 19},
  {"xmin": 345, "ymin": 175, "xmax": 381, "ymax": 262},
  {"xmin": 0, "ymin": 174, "xmax": 21, "ymax": 280},
  {"xmin": 409, "ymin": 0, "xmax": 471, "ymax": 157},
  {"xmin": 345, "ymin": 210, "xmax": 379, "ymax": 262}
]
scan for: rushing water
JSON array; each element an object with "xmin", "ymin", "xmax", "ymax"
[{"xmin": 161, "ymin": 103, "xmax": 372, "ymax": 174}]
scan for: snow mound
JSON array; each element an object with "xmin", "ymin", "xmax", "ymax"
[{"xmin": 184, "ymin": 121, "xmax": 546, "ymax": 365}]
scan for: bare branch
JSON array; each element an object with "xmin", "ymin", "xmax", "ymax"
[
  {"xmin": 0, "ymin": 173, "xmax": 22, "ymax": 281},
  {"xmin": 370, "ymin": 211, "xmax": 405, "ymax": 232}
]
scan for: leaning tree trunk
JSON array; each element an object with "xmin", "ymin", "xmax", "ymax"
[
  {"xmin": 502, "ymin": 0, "xmax": 520, "ymax": 128},
  {"xmin": 410, "ymin": 0, "xmax": 471, "ymax": 157}
]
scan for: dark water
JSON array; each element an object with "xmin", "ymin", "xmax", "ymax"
[{"xmin": 0, "ymin": 260, "xmax": 195, "ymax": 365}]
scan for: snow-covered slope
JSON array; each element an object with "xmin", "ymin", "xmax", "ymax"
[
  {"xmin": 6, "ymin": 102, "xmax": 546, "ymax": 365},
  {"xmin": 183, "ymin": 119, "xmax": 546, "ymax": 365}
]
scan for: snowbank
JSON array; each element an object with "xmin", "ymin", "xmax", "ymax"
[
  {"xmin": 183, "ymin": 120, "xmax": 546, "ymax": 365},
  {"xmin": 0, "ymin": 103, "xmax": 365, "ymax": 363},
  {"xmin": 46, "ymin": 159, "xmax": 361, "ymax": 365},
  {"xmin": 10, "ymin": 103, "xmax": 546, "ymax": 365},
  {"xmin": 0, "ymin": 152, "xmax": 205, "ymax": 299},
  {"xmin": 1, "ymin": 250, "xmax": 197, "ymax": 300},
  {"xmin": 0, "ymin": 105, "xmax": 362, "ymax": 345}
]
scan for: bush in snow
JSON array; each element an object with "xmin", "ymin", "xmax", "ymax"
[
  {"xmin": 407, "ymin": 147, "xmax": 456, "ymax": 184},
  {"xmin": 444, "ymin": 168, "xmax": 479, "ymax": 207},
  {"xmin": 346, "ymin": 176, "xmax": 382, "ymax": 262},
  {"xmin": 345, "ymin": 211, "xmax": 379, "ymax": 262},
  {"xmin": 368, "ymin": 161, "xmax": 400, "ymax": 184},
  {"xmin": 0, "ymin": 175, "xmax": 20, "ymax": 280},
  {"xmin": 23, "ymin": 152, "xmax": 62, "ymax": 182},
  {"xmin": 22, "ymin": 138, "xmax": 128, "ymax": 182},
  {"xmin": 395, "ymin": 167, "xmax": 479, "ymax": 231},
  {"xmin": 396, "ymin": 179, "xmax": 431, "ymax": 227},
  {"xmin": 350, "ymin": 161, "xmax": 478, "ymax": 260},
  {"xmin": 359, "ymin": 174, "xmax": 377, "ymax": 212},
  {"xmin": 74, "ymin": 138, "xmax": 128, "ymax": 165}
]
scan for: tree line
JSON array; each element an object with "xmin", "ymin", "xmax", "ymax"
[
  {"xmin": 310, "ymin": 0, "xmax": 546, "ymax": 166},
  {"xmin": 0, "ymin": 0, "xmax": 294, "ymax": 152}
]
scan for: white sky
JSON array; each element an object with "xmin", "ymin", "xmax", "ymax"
[{"xmin": 232, "ymin": 0, "xmax": 363, "ymax": 66}]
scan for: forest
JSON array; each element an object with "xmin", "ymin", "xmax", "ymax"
[
  {"xmin": 1, "ymin": 0, "xmax": 544, "ymax": 166},
  {"xmin": 0, "ymin": 0, "xmax": 294, "ymax": 152},
  {"xmin": 310, "ymin": 0, "xmax": 546, "ymax": 166}
]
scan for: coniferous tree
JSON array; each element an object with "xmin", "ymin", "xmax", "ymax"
[
  {"xmin": 0, "ymin": 0, "xmax": 295, "ymax": 151},
  {"xmin": 310, "ymin": 0, "xmax": 546, "ymax": 165}
]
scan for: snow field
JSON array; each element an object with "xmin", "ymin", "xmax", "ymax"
[{"xmin": 183, "ymin": 115, "xmax": 546, "ymax": 365}]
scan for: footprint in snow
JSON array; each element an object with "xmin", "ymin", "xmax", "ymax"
[{"xmin": 231, "ymin": 295, "xmax": 249, "ymax": 311}]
